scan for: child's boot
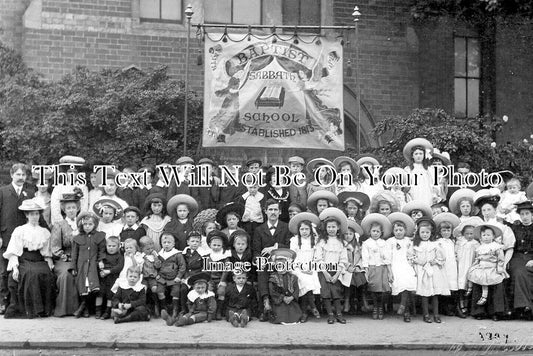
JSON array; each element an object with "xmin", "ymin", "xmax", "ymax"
[
  {"xmin": 101, "ymin": 306, "xmax": 111, "ymax": 320},
  {"xmin": 215, "ymin": 301, "xmax": 224, "ymax": 320},
  {"xmin": 171, "ymin": 299, "xmax": 180, "ymax": 319},
  {"xmin": 152, "ymin": 295, "xmax": 160, "ymax": 318},
  {"xmin": 73, "ymin": 301, "xmax": 86, "ymax": 319},
  {"xmin": 95, "ymin": 304, "xmax": 103, "ymax": 319},
  {"xmin": 239, "ymin": 310, "xmax": 249, "ymax": 327}
]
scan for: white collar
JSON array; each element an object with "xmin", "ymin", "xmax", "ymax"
[
  {"xmin": 156, "ymin": 180, "xmax": 166, "ymax": 187},
  {"xmin": 123, "ymin": 224, "xmax": 139, "ymax": 231},
  {"xmin": 236, "ymin": 285, "xmax": 244, "ymax": 293},
  {"xmin": 117, "ymin": 279, "xmax": 145, "ymax": 292},
  {"xmin": 210, "ymin": 249, "xmax": 231, "ymax": 261},
  {"xmin": 242, "ymin": 191, "xmax": 264, "ymax": 200},
  {"xmin": 187, "ymin": 289, "xmax": 215, "ymax": 302},
  {"xmin": 12, "ymin": 183, "xmax": 23, "ymax": 193},
  {"xmin": 159, "ymin": 248, "xmax": 179, "ymax": 259}
]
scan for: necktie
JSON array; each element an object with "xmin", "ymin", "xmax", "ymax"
[{"xmin": 16, "ymin": 188, "xmax": 21, "ymax": 196}]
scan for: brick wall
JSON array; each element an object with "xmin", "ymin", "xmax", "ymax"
[
  {"xmin": 2, "ymin": 0, "xmax": 531, "ymax": 154},
  {"xmin": 334, "ymin": 0, "xmax": 420, "ymax": 122},
  {"xmin": 495, "ymin": 17, "xmax": 533, "ymax": 143},
  {"xmin": 0, "ymin": 0, "xmax": 31, "ymax": 50}
]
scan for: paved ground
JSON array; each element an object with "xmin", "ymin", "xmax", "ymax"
[{"xmin": 0, "ymin": 315, "xmax": 532, "ymax": 354}]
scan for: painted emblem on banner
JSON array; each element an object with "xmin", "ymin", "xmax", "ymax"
[{"xmin": 203, "ymin": 35, "xmax": 344, "ymax": 150}]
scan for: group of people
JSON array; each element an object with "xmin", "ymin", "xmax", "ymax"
[{"xmin": 0, "ymin": 137, "xmax": 532, "ymax": 327}]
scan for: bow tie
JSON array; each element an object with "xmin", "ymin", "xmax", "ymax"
[
  {"xmin": 124, "ymin": 228, "xmax": 134, "ymax": 231},
  {"xmin": 269, "ymin": 226, "xmax": 276, "ymax": 231}
]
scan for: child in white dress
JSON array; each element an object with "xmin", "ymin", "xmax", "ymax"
[
  {"xmin": 434, "ymin": 213, "xmax": 461, "ymax": 317},
  {"xmin": 288, "ymin": 213, "xmax": 321, "ymax": 322},
  {"xmin": 412, "ymin": 218, "xmax": 450, "ymax": 323},
  {"xmin": 361, "ymin": 213, "xmax": 393, "ymax": 320},
  {"xmin": 387, "ymin": 212, "xmax": 416, "ymax": 322}
]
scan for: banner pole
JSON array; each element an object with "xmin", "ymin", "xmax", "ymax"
[
  {"xmin": 183, "ymin": 5, "xmax": 194, "ymax": 156},
  {"xmin": 353, "ymin": 6, "xmax": 361, "ymax": 155}
]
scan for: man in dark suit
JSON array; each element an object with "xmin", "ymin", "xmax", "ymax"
[
  {"xmin": 0, "ymin": 163, "xmax": 35, "ymax": 314},
  {"xmin": 252, "ymin": 199, "xmax": 291, "ymax": 321}
]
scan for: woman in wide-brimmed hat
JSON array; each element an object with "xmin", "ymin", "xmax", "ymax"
[
  {"xmin": 164, "ymin": 194, "xmax": 199, "ymax": 251},
  {"xmin": 403, "ymin": 138, "xmax": 434, "ymax": 207},
  {"xmin": 50, "ymin": 193, "xmax": 83, "ymax": 317},
  {"xmin": 306, "ymin": 158, "xmax": 336, "ymax": 197},
  {"xmin": 50, "ymin": 155, "xmax": 89, "ymax": 225},
  {"xmin": 3, "ymin": 199, "xmax": 56, "ymax": 319},
  {"xmin": 140, "ymin": 193, "xmax": 171, "ymax": 251},
  {"xmin": 288, "ymin": 212, "xmax": 321, "ymax": 322}
]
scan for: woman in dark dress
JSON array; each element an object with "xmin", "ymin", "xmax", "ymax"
[
  {"xmin": 50, "ymin": 193, "xmax": 82, "ymax": 316},
  {"xmin": 3, "ymin": 199, "xmax": 56, "ymax": 318},
  {"xmin": 507, "ymin": 201, "xmax": 533, "ymax": 319}
]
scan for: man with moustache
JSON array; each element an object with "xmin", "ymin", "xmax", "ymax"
[
  {"xmin": 252, "ymin": 199, "xmax": 291, "ymax": 321},
  {"xmin": 0, "ymin": 163, "xmax": 35, "ymax": 314}
]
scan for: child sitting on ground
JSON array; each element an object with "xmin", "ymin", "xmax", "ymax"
[
  {"xmin": 224, "ymin": 270, "xmax": 257, "ymax": 327},
  {"xmin": 175, "ymin": 272, "xmax": 217, "ymax": 327},
  {"xmin": 111, "ymin": 266, "xmax": 150, "ymax": 323}
]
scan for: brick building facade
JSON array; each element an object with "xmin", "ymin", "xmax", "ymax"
[{"xmin": 0, "ymin": 0, "xmax": 531, "ymax": 161}]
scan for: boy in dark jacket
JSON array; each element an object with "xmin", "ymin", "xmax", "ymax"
[{"xmin": 157, "ymin": 232, "xmax": 186, "ymax": 324}]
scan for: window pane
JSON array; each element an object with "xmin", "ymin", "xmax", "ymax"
[
  {"xmin": 233, "ymin": 0, "xmax": 261, "ymax": 24},
  {"xmin": 467, "ymin": 79, "xmax": 479, "ymax": 117},
  {"xmin": 140, "ymin": 0, "xmax": 160, "ymax": 19},
  {"xmin": 205, "ymin": 0, "xmax": 232, "ymax": 23},
  {"xmin": 454, "ymin": 78, "xmax": 466, "ymax": 118},
  {"xmin": 282, "ymin": 0, "xmax": 300, "ymax": 25},
  {"xmin": 300, "ymin": 0, "xmax": 320, "ymax": 26},
  {"xmin": 454, "ymin": 37, "xmax": 466, "ymax": 77},
  {"xmin": 161, "ymin": 0, "xmax": 181, "ymax": 20},
  {"xmin": 467, "ymin": 38, "xmax": 480, "ymax": 77}
]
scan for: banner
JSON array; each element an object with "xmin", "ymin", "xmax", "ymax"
[{"xmin": 203, "ymin": 34, "xmax": 344, "ymax": 150}]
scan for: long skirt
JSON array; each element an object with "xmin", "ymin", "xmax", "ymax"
[
  {"xmin": 53, "ymin": 259, "xmax": 79, "ymax": 317},
  {"xmin": 16, "ymin": 250, "xmax": 56, "ymax": 317},
  {"xmin": 509, "ymin": 252, "xmax": 533, "ymax": 310},
  {"xmin": 270, "ymin": 301, "xmax": 302, "ymax": 324}
]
